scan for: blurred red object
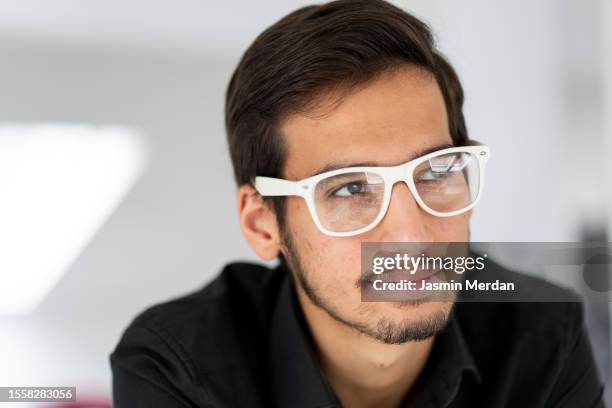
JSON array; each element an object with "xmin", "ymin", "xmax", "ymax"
[{"xmin": 43, "ymin": 400, "xmax": 111, "ymax": 408}]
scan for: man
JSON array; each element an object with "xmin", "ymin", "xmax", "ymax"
[{"xmin": 110, "ymin": 0, "xmax": 604, "ymax": 406}]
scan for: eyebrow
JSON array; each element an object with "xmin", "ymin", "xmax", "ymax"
[{"xmin": 309, "ymin": 142, "xmax": 455, "ymax": 177}]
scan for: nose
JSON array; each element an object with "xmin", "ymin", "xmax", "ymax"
[{"xmin": 373, "ymin": 181, "xmax": 432, "ymax": 242}]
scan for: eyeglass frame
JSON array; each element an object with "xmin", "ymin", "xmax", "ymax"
[{"xmin": 253, "ymin": 142, "xmax": 490, "ymax": 237}]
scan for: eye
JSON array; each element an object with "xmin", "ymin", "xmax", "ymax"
[
  {"xmin": 418, "ymin": 169, "xmax": 451, "ymax": 182},
  {"xmin": 332, "ymin": 181, "xmax": 367, "ymax": 197}
]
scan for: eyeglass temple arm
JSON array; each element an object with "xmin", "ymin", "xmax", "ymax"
[{"xmin": 253, "ymin": 176, "xmax": 298, "ymax": 196}]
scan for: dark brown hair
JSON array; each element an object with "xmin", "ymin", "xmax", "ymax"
[{"xmin": 225, "ymin": 0, "xmax": 468, "ymax": 223}]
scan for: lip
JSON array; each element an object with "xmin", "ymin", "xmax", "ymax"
[
  {"xmin": 362, "ymin": 266, "xmax": 442, "ymax": 285},
  {"xmin": 360, "ymin": 269, "xmax": 449, "ymax": 302}
]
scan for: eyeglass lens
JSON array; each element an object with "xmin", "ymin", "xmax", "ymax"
[{"xmin": 313, "ymin": 152, "xmax": 479, "ymax": 233}]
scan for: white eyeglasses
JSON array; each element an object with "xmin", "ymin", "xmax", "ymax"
[{"xmin": 254, "ymin": 143, "xmax": 490, "ymax": 237}]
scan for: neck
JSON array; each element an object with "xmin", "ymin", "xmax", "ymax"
[{"xmin": 295, "ymin": 284, "xmax": 434, "ymax": 408}]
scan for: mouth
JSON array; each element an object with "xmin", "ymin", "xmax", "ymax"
[
  {"xmin": 358, "ymin": 267, "xmax": 455, "ymax": 303},
  {"xmin": 358, "ymin": 266, "xmax": 443, "ymax": 287}
]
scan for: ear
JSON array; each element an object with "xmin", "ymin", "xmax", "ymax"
[{"xmin": 237, "ymin": 184, "xmax": 281, "ymax": 260}]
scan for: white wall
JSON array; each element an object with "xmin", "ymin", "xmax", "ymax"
[{"xmin": 0, "ymin": 41, "xmax": 248, "ymax": 397}]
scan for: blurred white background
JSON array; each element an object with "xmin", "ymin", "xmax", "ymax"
[{"xmin": 0, "ymin": 0, "xmax": 610, "ymax": 406}]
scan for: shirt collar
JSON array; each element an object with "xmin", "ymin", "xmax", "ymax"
[
  {"xmin": 267, "ymin": 263, "xmax": 482, "ymax": 408},
  {"xmin": 411, "ymin": 309, "xmax": 483, "ymax": 407},
  {"xmin": 268, "ymin": 264, "xmax": 340, "ymax": 408}
]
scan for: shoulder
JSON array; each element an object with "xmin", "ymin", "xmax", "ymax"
[
  {"xmin": 457, "ymin": 257, "xmax": 584, "ymax": 338},
  {"xmin": 110, "ymin": 262, "xmax": 285, "ymax": 407},
  {"xmin": 455, "ymin": 258, "xmax": 588, "ymax": 381},
  {"xmin": 454, "ymin": 259, "xmax": 604, "ymax": 405},
  {"xmin": 129, "ymin": 261, "xmax": 283, "ymax": 345}
]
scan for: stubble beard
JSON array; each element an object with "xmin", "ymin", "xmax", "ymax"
[{"xmin": 279, "ymin": 226, "xmax": 453, "ymax": 345}]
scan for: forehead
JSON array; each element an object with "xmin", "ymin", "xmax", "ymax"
[{"xmin": 280, "ymin": 66, "xmax": 451, "ymax": 180}]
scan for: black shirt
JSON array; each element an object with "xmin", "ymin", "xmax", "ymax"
[{"xmin": 110, "ymin": 260, "xmax": 605, "ymax": 407}]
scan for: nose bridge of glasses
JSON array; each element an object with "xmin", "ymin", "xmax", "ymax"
[
  {"xmin": 381, "ymin": 163, "xmax": 422, "ymax": 221},
  {"xmin": 378, "ymin": 163, "xmax": 418, "ymax": 208},
  {"xmin": 386, "ymin": 161, "xmax": 414, "ymax": 189}
]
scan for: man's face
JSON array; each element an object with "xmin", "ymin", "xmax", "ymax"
[{"xmin": 278, "ymin": 66, "xmax": 470, "ymax": 344}]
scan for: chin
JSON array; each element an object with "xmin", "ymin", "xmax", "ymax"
[{"xmin": 383, "ymin": 299, "xmax": 453, "ymax": 318}]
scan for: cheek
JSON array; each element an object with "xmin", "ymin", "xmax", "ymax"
[
  {"xmin": 285, "ymin": 198, "xmax": 363, "ymax": 284},
  {"xmin": 285, "ymin": 196, "xmax": 318, "ymax": 237},
  {"xmin": 426, "ymin": 212, "xmax": 470, "ymax": 241}
]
